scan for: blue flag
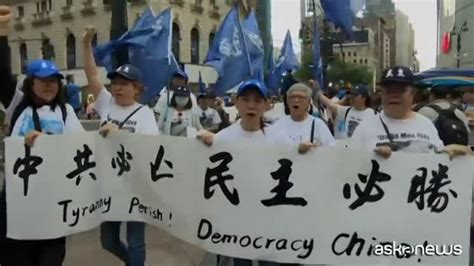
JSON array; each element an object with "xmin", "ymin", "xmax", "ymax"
[
  {"xmin": 93, "ymin": 40, "xmax": 120, "ymax": 72},
  {"xmin": 124, "ymin": 8, "xmax": 172, "ymax": 60},
  {"xmin": 205, "ymin": 6, "xmax": 252, "ymax": 95},
  {"xmin": 198, "ymin": 71, "xmax": 206, "ymax": 94},
  {"xmin": 279, "ymin": 30, "xmax": 299, "ymax": 72},
  {"xmin": 267, "ymin": 30, "xmax": 299, "ymax": 94},
  {"xmin": 313, "ymin": 19, "xmax": 324, "ymax": 89},
  {"xmin": 320, "ymin": 0, "xmax": 354, "ymax": 39},
  {"xmin": 242, "ymin": 9, "xmax": 264, "ymax": 80}
]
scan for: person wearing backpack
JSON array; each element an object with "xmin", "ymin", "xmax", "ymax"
[
  {"xmin": 83, "ymin": 26, "xmax": 158, "ymax": 266},
  {"xmin": 418, "ymin": 86, "xmax": 470, "ymax": 146},
  {"xmin": 0, "ymin": 6, "xmax": 84, "ymax": 265},
  {"xmin": 316, "ymin": 82, "xmax": 376, "ymax": 139}
]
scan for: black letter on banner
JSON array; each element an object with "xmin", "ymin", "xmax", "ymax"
[
  {"xmin": 150, "ymin": 145, "xmax": 174, "ymax": 182},
  {"xmin": 13, "ymin": 144, "xmax": 43, "ymax": 196},
  {"xmin": 58, "ymin": 199, "xmax": 72, "ymax": 223},
  {"xmin": 261, "ymin": 159, "xmax": 308, "ymax": 207},
  {"xmin": 204, "ymin": 152, "xmax": 240, "ymax": 205},
  {"xmin": 343, "ymin": 160, "xmax": 391, "ymax": 210},
  {"xmin": 66, "ymin": 144, "xmax": 97, "ymax": 186},
  {"xmin": 407, "ymin": 164, "xmax": 457, "ymax": 213},
  {"xmin": 111, "ymin": 144, "xmax": 133, "ymax": 176},
  {"xmin": 332, "ymin": 232, "xmax": 365, "ymax": 256},
  {"xmin": 129, "ymin": 197, "xmax": 140, "ymax": 214},
  {"xmin": 197, "ymin": 219, "xmax": 212, "ymax": 240}
]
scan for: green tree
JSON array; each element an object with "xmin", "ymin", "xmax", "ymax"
[{"xmin": 294, "ymin": 50, "xmax": 373, "ymax": 86}]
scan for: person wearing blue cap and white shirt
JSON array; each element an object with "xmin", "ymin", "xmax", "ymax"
[
  {"xmin": 316, "ymin": 81, "xmax": 375, "ymax": 139},
  {"xmin": 198, "ymin": 80, "xmax": 299, "ymax": 266},
  {"xmin": 83, "ymin": 26, "xmax": 158, "ymax": 266},
  {"xmin": 269, "ymin": 83, "xmax": 335, "ymax": 153},
  {"xmin": 0, "ymin": 6, "xmax": 85, "ymax": 265}
]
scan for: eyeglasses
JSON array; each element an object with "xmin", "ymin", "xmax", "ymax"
[{"xmin": 288, "ymin": 95, "xmax": 308, "ymax": 101}]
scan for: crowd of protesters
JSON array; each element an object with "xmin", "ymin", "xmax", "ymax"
[{"xmin": 0, "ymin": 5, "xmax": 473, "ymax": 266}]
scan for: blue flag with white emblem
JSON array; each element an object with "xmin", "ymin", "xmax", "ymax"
[
  {"xmin": 205, "ymin": 6, "xmax": 252, "ymax": 95},
  {"xmin": 320, "ymin": 0, "xmax": 354, "ymax": 39},
  {"xmin": 242, "ymin": 9, "xmax": 264, "ymax": 81}
]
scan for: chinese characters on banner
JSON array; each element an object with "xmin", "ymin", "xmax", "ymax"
[{"xmin": 4, "ymin": 132, "xmax": 474, "ymax": 264}]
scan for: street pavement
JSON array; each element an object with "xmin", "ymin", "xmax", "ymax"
[{"xmin": 64, "ymin": 226, "xmax": 215, "ymax": 266}]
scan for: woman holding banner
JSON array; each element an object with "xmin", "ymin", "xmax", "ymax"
[
  {"xmin": 0, "ymin": 5, "xmax": 85, "ymax": 265},
  {"xmin": 83, "ymin": 26, "xmax": 158, "ymax": 266},
  {"xmin": 199, "ymin": 79, "xmax": 298, "ymax": 266}
]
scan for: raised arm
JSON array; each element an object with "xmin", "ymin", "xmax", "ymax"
[
  {"xmin": 82, "ymin": 26, "xmax": 103, "ymax": 99},
  {"xmin": 308, "ymin": 79, "xmax": 339, "ymax": 116},
  {"xmin": 0, "ymin": 6, "xmax": 16, "ymax": 108}
]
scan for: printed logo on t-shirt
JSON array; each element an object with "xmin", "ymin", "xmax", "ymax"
[
  {"xmin": 376, "ymin": 132, "xmax": 436, "ymax": 153},
  {"xmin": 19, "ymin": 115, "xmax": 64, "ymax": 136},
  {"xmin": 347, "ymin": 120, "xmax": 359, "ymax": 137},
  {"xmin": 106, "ymin": 116, "xmax": 137, "ymax": 133}
]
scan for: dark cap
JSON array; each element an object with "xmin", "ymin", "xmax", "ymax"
[
  {"xmin": 238, "ymin": 79, "xmax": 268, "ymax": 99},
  {"xmin": 173, "ymin": 86, "xmax": 191, "ymax": 97},
  {"xmin": 107, "ymin": 64, "xmax": 141, "ymax": 82},
  {"xmin": 352, "ymin": 84, "xmax": 369, "ymax": 96},
  {"xmin": 379, "ymin": 66, "xmax": 415, "ymax": 86}
]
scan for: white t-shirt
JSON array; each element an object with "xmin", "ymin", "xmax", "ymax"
[
  {"xmin": 95, "ymin": 88, "xmax": 159, "ymax": 135},
  {"xmin": 224, "ymin": 105, "xmax": 238, "ymax": 123},
  {"xmin": 153, "ymin": 88, "xmax": 198, "ymax": 116},
  {"xmin": 264, "ymin": 102, "xmax": 285, "ymax": 124},
  {"xmin": 196, "ymin": 107, "xmax": 222, "ymax": 129},
  {"xmin": 214, "ymin": 121, "xmax": 269, "ymax": 144},
  {"xmin": 334, "ymin": 106, "xmax": 376, "ymax": 139},
  {"xmin": 11, "ymin": 104, "xmax": 84, "ymax": 136},
  {"xmin": 268, "ymin": 115, "xmax": 336, "ymax": 146},
  {"xmin": 351, "ymin": 112, "xmax": 444, "ymax": 153}
]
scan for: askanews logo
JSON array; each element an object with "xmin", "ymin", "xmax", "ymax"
[{"xmin": 374, "ymin": 242, "xmax": 462, "ymax": 257}]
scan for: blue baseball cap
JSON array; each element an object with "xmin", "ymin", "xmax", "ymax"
[
  {"xmin": 352, "ymin": 84, "xmax": 369, "ymax": 97},
  {"xmin": 27, "ymin": 59, "xmax": 64, "ymax": 79},
  {"xmin": 107, "ymin": 64, "xmax": 141, "ymax": 82},
  {"xmin": 237, "ymin": 79, "xmax": 268, "ymax": 99}
]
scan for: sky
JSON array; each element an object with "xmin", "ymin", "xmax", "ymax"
[{"xmin": 271, "ymin": 0, "xmax": 438, "ymax": 71}]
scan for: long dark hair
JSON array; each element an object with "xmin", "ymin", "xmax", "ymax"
[{"xmin": 9, "ymin": 76, "xmax": 67, "ymax": 134}]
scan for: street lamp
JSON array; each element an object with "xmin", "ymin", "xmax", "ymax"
[{"xmin": 451, "ymin": 20, "xmax": 468, "ymax": 68}]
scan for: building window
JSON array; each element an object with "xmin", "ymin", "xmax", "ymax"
[
  {"xmin": 41, "ymin": 39, "xmax": 55, "ymax": 61},
  {"xmin": 172, "ymin": 22, "xmax": 181, "ymax": 61},
  {"xmin": 348, "ymin": 52, "xmax": 351, "ymax": 56},
  {"xmin": 20, "ymin": 43, "xmax": 28, "ymax": 74},
  {"xmin": 103, "ymin": 0, "xmax": 110, "ymax": 4},
  {"xmin": 354, "ymin": 52, "xmax": 357, "ymax": 57},
  {"xmin": 353, "ymin": 59, "xmax": 357, "ymax": 64},
  {"xmin": 364, "ymin": 59, "xmax": 368, "ymax": 64},
  {"xmin": 66, "ymin": 33, "xmax": 76, "ymax": 69},
  {"xmin": 66, "ymin": 0, "xmax": 73, "ymax": 6},
  {"xmin": 210, "ymin": 0, "xmax": 216, "ymax": 6},
  {"xmin": 209, "ymin": 31, "xmax": 215, "ymax": 49},
  {"xmin": 191, "ymin": 27, "xmax": 200, "ymax": 64},
  {"xmin": 18, "ymin": 6, "xmax": 24, "ymax": 17}
]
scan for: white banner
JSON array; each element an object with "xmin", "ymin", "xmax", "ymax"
[{"xmin": 5, "ymin": 132, "xmax": 474, "ymax": 264}]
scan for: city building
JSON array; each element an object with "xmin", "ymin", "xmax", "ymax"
[
  {"xmin": 437, "ymin": 0, "xmax": 474, "ymax": 67},
  {"xmin": 6, "ymin": 0, "xmax": 232, "ymax": 86},
  {"xmin": 394, "ymin": 9, "xmax": 414, "ymax": 66},
  {"xmin": 332, "ymin": 29, "xmax": 379, "ymax": 74}
]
